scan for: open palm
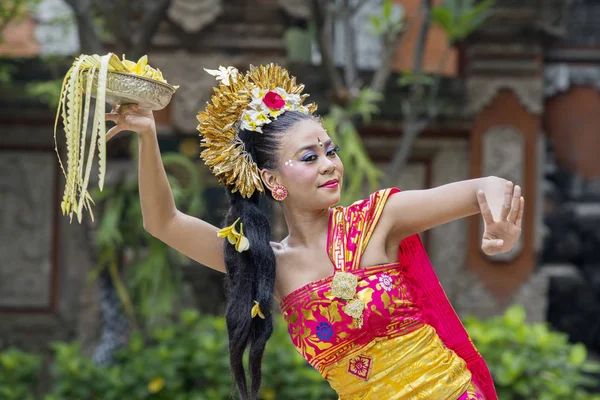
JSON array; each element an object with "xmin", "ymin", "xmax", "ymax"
[{"xmin": 477, "ymin": 182, "xmax": 524, "ymax": 256}]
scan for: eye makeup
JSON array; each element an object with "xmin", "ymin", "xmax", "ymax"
[
  {"xmin": 293, "ymin": 139, "xmax": 334, "ymax": 159},
  {"xmin": 296, "ymin": 143, "xmax": 340, "ymax": 163}
]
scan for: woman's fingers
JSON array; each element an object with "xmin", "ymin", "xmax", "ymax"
[
  {"xmin": 105, "ymin": 112, "xmax": 119, "ymax": 122},
  {"xmin": 515, "ymin": 197, "xmax": 525, "ymax": 228},
  {"xmin": 477, "ymin": 190, "xmax": 495, "ymax": 225},
  {"xmin": 106, "ymin": 125, "xmax": 124, "ymax": 142},
  {"xmin": 500, "ymin": 181, "xmax": 513, "ymax": 220},
  {"xmin": 507, "ymin": 185, "xmax": 522, "ymax": 223},
  {"xmin": 105, "ymin": 104, "xmax": 148, "ymax": 141}
]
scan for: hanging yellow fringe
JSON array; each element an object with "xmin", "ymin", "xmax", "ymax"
[{"xmin": 54, "ymin": 53, "xmax": 177, "ymax": 223}]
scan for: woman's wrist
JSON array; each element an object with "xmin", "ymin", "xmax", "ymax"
[
  {"xmin": 138, "ymin": 123, "xmax": 157, "ymax": 138},
  {"xmin": 481, "ymin": 176, "xmax": 509, "ymax": 218}
]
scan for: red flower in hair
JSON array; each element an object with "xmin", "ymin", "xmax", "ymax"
[{"xmin": 263, "ymin": 91, "xmax": 285, "ymax": 109}]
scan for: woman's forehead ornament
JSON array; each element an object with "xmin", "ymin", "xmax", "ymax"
[{"xmin": 317, "ymin": 137, "xmax": 323, "ymax": 147}]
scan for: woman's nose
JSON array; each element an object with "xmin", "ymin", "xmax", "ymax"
[{"xmin": 319, "ymin": 157, "xmax": 336, "ymax": 174}]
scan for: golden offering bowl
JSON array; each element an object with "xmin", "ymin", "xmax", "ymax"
[{"xmin": 83, "ymin": 70, "xmax": 177, "ymax": 110}]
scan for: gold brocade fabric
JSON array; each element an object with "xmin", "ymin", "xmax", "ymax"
[
  {"xmin": 324, "ymin": 324, "xmax": 473, "ymax": 399},
  {"xmin": 464, "ymin": 381, "xmax": 486, "ymax": 399}
]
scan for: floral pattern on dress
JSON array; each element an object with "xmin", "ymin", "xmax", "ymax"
[
  {"xmin": 316, "ymin": 322, "xmax": 335, "ymax": 341},
  {"xmin": 348, "ymin": 355, "xmax": 373, "ymax": 380},
  {"xmin": 379, "ymin": 273, "xmax": 393, "ymax": 291}
]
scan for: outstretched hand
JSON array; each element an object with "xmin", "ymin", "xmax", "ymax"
[{"xmin": 477, "ymin": 181, "xmax": 524, "ymax": 256}]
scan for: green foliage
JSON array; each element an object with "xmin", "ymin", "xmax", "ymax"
[
  {"xmin": 0, "ymin": 310, "xmax": 336, "ymax": 400},
  {"xmin": 368, "ymin": 0, "xmax": 405, "ymax": 37},
  {"xmin": 397, "ymin": 71, "xmax": 435, "ymax": 87},
  {"xmin": 91, "ymin": 148, "xmax": 206, "ymax": 328},
  {"xmin": 4, "ymin": 307, "xmax": 600, "ymax": 399},
  {"xmin": 0, "ymin": 348, "xmax": 41, "ymax": 400},
  {"xmin": 0, "ymin": 63, "xmax": 16, "ymax": 85},
  {"xmin": 25, "ymin": 79, "xmax": 63, "ymax": 108},
  {"xmin": 465, "ymin": 305, "xmax": 600, "ymax": 400},
  {"xmin": 432, "ymin": 0, "xmax": 495, "ymax": 44},
  {"xmin": 323, "ymin": 88, "xmax": 383, "ymax": 205}
]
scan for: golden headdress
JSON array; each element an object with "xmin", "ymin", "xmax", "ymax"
[{"xmin": 197, "ymin": 64, "xmax": 317, "ymax": 198}]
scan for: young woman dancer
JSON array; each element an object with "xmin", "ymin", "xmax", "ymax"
[{"xmin": 105, "ymin": 64, "xmax": 523, "ymax": 400}]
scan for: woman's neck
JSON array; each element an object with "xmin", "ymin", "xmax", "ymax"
[{"xmin": 281, "ymin": 206, "xmax": 330, "ymax": 249}]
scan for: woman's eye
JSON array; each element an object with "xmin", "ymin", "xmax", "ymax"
[
  {"xmin": 302, "ymin": 154, "xmax": 317, "ymax": 162},
  {"xmin": 327, "ymin": 146, "xmax": 340, "ymax": 156}
]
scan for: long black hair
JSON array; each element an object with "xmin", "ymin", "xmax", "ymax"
[{"xmin": 222, "ymin": 111, "xmax": 315, "ymax": 400}]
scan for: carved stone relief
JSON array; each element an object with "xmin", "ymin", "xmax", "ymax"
[
  {"xmin": 277, "ymin": 0, "xmax": 311, "ymax": 20},
  {"xmin": 481, "ymin": 126, "xmax": 525, "ymax": 261},
  {"xmin": 467, "ymin": 77, "xmax": 543, "ymax": 115},
  {"xmin": 167, "ymin": 0, "xmax": 222, "ymax": 34},
  {"xmin": 0, "ymin": 151, "xmax": 56, "ymax": 309},
  {"xmin": 544, "ymin": 64, "xmax": 600, "ymax": 98}
]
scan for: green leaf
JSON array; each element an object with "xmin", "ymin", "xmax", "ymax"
[
  {"xmin": 382, "ymin": 0, "xmax": 392, "ymax": 21},
  {"xmin": 25, "ymin": 79, "xmax": 63, "ymax": 109},
  {"xmin": 431, "ymin": 7, "xmax": 454, "ymax": 34},
  {"xmin": 569, "ymin": 343, "xmax": 587, "ymax": 366},
  {"xmin": 503, "ymin": 304, "xmax": 526, "ymax": 326},
  {"xmin": 397, "ymin": 71, "xmax": 434, "ymax": 87},
  {"xmin": 582, "ymin": 361, "xmax": 600, "ymax": 373},
  {"xmin": 369, "ymin": 15, "xmax": 382, "ymax": 35}
]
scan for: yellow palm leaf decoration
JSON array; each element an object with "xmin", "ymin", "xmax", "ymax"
[{"xmin": 54, "ymin": 53, "xmax": 178, "ymax": 223}]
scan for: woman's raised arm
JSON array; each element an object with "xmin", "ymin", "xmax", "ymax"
[
  {"xmin": 106, "ymin": 105, "xmax": 226, "ymax": 273},
  {"xmin": 380, "ymin": 176, "xmax": 524, "ymax": 254}
]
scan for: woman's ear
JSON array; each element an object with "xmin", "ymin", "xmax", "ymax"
[{"xmin": 260, "ymin": 169, "xmax": 280, "ymax": 194}]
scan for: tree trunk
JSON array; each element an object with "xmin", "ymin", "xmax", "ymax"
[
  {"xmin": 385, "ymin": 113, "xmax": 425, "ymax": 186},
  {"xmin": 65, "ymin": 0, "xmax": 104, "ymax": 54},
  {"xmin": 384, "ymin": 0, "xmax": 432, "ymax": 184}
]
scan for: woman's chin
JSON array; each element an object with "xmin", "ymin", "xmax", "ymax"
[{"xmin": 325, "ymin": 192, "xmax": 341, "ymax": 207}]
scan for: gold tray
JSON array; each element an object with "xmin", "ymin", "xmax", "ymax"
[{"xmin": 83, "ymin": 70, "xmax": 177, "ymax": 110}]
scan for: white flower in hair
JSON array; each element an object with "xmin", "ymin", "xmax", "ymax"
[
  {"xmin": 250, "ymin": 88, "xmax": 267, "ymax": 109},
  {"xmin": 240, "ymin": 109, "xmax": 271, "ymax": 133},
  {"xmin": 203, "ymin": 66, "xmax": 239, "ymax": 85}
]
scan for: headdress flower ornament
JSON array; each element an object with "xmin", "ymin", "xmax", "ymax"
[{"xmin": 197, "ymin": 64, "xmax": 317, "ymax": 198}]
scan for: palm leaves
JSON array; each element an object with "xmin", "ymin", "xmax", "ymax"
[{"xmin": 432, "ymin": 0, "xmax": 495, "ymax": 44}]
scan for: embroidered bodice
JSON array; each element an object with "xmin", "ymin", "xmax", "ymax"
[
  {"xmin": 278, "ymin": 189, "xmax": 496, "ymax": 400},
  {"xmin": 280, "ymin": 262, "xmax": 424, "ymax": 373}
]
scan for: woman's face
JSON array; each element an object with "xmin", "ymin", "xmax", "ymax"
[{"xmin": 265, "ymin": 119, "xmax": 344, "ymax": 210}]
